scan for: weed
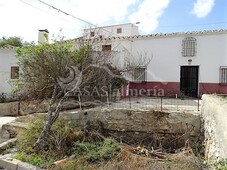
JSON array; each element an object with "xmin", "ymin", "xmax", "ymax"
[
  {"xmin": 16, "ymin": 115, "xmax": 74, "ymax": 154},
  {"xmin": 73, "ymin": 137, "xmax": 120, "ymax": 162},
  {"xmin": 213, "ymin": 159, "xmax": 227, "ymax": 170},
  {"xmin": 15, "ymin": 115, "xmax": 76, "ymax": 168},
  {"xmin": 15, "ymin": 152, "xmax": 49, "ymax": 168}
]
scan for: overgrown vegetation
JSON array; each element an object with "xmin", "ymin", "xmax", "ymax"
[
  {"xmin": 15, "ymin": 116, "xmax": 120, "ymax": 168},
  {"xmin": 14, "ymin": 152, "xmax": 48, "ymax": 168},
  {"xmin": 13, "ymin": 116, "xmax": 204, "ymax": 169},
  {"xmin": 73, "ymin": 138, "xmax": 120, "ymax": 162},
  {"xmin": 211, "ymin": 159, "xmax": 227, "ymax": 170},
  {"xmin": 15, "ymin": 39, "xmax": 128, "ymax": 151}
]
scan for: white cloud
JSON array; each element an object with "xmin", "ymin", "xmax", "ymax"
[
  {"xmin": 0, "ymin": 0, "xmax": 138, "ymax": 42},
  {"xmin": 129, "ymin": 0, "xmax": 170, "ymax": 34},
  {"xmin": 0, "ymin": 0, "xmax": 170, "ymax": 42},
  {"xmin": 67, "ymin": 0, "xmax": 137, "ymax": 24},
  {"xmin": 191, "ymin": 0, "xmax": 215, "ymax": 18}
]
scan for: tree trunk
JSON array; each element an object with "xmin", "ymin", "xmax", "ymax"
[
  {"xmin": 33, "ymin": 120, "xmax": 52, "ymax": 150},
  {"xmin": 33, "ymin": 85, "xmax": 71, "ymax": 151},
  {"xmin": 33, "ymin": 85, "xmax": 58, "ymax": 150}
]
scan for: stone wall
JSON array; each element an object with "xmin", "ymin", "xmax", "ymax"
[
  {"xmin": 0, "ymin": 100, "xmax": 49, "ymax": 116},
  {"xmin": 0, "ymin": 102, "xmax": 18, "ymax": 116},
  {"xmin": 0, "ymin": 99, "xmax": 83, "ymax": 116},
  {"xmin": 201, "ymin": 94, "xmax": 227, "ymax": 162},
  {"xmin": 62, "ymin": 108, "xmax": 201, "ymax": 151}
]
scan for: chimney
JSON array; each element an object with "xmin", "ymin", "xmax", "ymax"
[{"xmin": 38, "ymin": 29, "xmax": 49, "ymax": 44}]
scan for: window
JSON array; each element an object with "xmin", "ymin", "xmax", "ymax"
[
  {"xmin": 220, "ymin": 66, "xmax": 227, "ymax": 84},
  {"xmin": 133, "ymin": 67, "xmax": 146, "ymax": 81},
  {"xmin": 182, "ymin": 37, "xmax": 197, "ymax": 57},
  {"xmin": 11, "ymin": 66, "xmax": 19, "ymax": 79},
  {"xmin": 102, "ymin": 45, "xmax": 111, "ymax": 55},
  {"xmin": 90, "ymin": 31, "xmax": 95, "ymax": 37},
  {"xmin": 117, "ymin": 28, "xmax": 122, "ymax": 34}
]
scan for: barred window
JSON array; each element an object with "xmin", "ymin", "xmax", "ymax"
[
  {"xmin": 90, "ymin": 31, "xmax": 95, "ymax": 37},
  {"xmin": 11, "ymin": 66, "xmax": 19, "ymax": 79},
  {"xmin": 102, "ymin": 45, "xmax": 111, "ymax": 51},
  {"xmin": 220, "ymin": 66, "xmax": 227, "ymax": 84},
  {"xmin": 182, "ymin": 37, "xmax": 197, "ymax": 57},
  {"xmin": 133, "ymin": 67, "xmax": 146, "ymax": 81},
  {"xmin": 102, "ymin": 45, "xmax": 111, "ymax": 55},
  {"xmin": 117, "ymin": 28, "xmax": 122, "ymax": 34}
]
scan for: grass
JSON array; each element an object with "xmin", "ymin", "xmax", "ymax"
[
  {"xmin": 210, "ymin": 159, "xmax": 227, "ymax": 170},
  {"xmin": 15, "ymin": 115, "xmax": 76, "ymax": 168},
  {"xmin": 15, "ymin": 152, "xmax": 49, "ymax": 168},
  {"xmin": 15, "ymin": 116, "xmax": 120, "ymax": 168},
  {"xmin": 73, "ymin": 137, "xmax": 120, "ymax": 162}
]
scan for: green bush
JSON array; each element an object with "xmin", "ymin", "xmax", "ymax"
[
  {"xmin": 16, "ymin": 115, "xmax": 72, "ymax": 153},
  {"xmin": 73, "ymin": 137, "xmax": 120, "ymax": 162},
  {"xmin": 213, "ymin": 159, "xmax": 227, "ymax": 170},
  {"xmin": 15, "ymin": 152, "xmax": 48, "ymax": 168},
  {"xmin": 16, "ymin": 116, "xmax": 44, "ymax": 153},
  {"xmin": 16, "ymin": 115, "xmax": 74, "ymax": 168}
]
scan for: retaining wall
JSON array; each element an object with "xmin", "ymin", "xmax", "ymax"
[
  {"xmin": 62, "ymin": 108, "xmax": 201, "ymax": 151},
  {"xmin": 201, "ymin": 94, "xmax": 227, "ymax": 162}
]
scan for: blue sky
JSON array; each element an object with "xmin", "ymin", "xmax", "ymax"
[
  {"xmin": 0, "ymin": 0, "xmax": 226, "ymax": 43},
  {"xmin": 157, "ymin": 0, "xmax": 227, "ymax": 33}
]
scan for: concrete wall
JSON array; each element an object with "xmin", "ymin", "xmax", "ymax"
[{"xmin": 201, "ymin": 94, "xmax": 227, "ymax": 162}]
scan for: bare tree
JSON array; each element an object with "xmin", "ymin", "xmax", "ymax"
[{"xmin": 16, "ymin": 33, "xmax": 152, "ymax": 151}]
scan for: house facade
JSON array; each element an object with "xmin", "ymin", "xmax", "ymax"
[
  {"xmin": 1, "ymin": 24, "xmax": 226, "ymax": 98},
  {"xmin": 0, "ymin": 29, "xmax": 49, "ymax": 96},
  {"xmin": 83, "ymin": 26, "xmax": 227, "ymax": 98},
  {"xmin": 130, "ymin": 30, "xmax": 227, "ymax": 97},
  {"xmin": 83, "ymin": 23, "xmax": 139, "ymax": 39},
  {"xmin": 0, "ymin": 46, "xmax": 18, "ymax": 95}
]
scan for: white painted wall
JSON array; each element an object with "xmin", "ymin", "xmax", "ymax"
[
  {"xmin": 0, "ymin": 48, "xmax": 18, "ymax": 95},
  {"xmin": 109, "ymin": 31, "xmax": 227, "ymax": 84},
  {"xmin": 84, "ymin": 23, "xmax": 139, "ymax": 39},
  {"xmin": 1, "ymin": 29, "xmax": 226, "ymax": 95}
]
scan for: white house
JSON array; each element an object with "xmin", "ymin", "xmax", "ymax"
[
  {"xmin": 80, "ymin": 25, "xmax": 227, "ymax": 98},
  {"xmin": 83, "ymin": 23, "xmax": 139, "ymax": 39},
  {"xmin": 0, "ymin": 29, "xmax": 49, "ymax": 96},
  {"xmin": 0, "ymin": 45, "xmax": 18, "ymax": 95},
  {"xmin": 1, "ymin": 24, "xmax": 227, "ymax": 98}
]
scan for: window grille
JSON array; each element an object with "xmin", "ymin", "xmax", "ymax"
[
  {"xmin": 117, "ymin": 28, "xmax": 122, "ymax": 34},
  {"xmin": 90, "ymin": 31, "xmax": 95, "ymax": 37},
  {"xmin": 182, "ymin": 37, "xmax": 197, "ymax": 57},
  {"xmin": 11, "ymin": 66, "xmax": 19, "ymax": 79},
  {"xmin": 220, "ymin": 66, "xmax": 227, "ymax": 84},
  {"xmin": 133, "ymin": 67, "xmax": 146, "ymax": 81}
]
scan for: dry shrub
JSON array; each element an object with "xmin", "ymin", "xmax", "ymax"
[{"xmin": 97, "ymin": 145, "xmax": 202, "ymax": 170}]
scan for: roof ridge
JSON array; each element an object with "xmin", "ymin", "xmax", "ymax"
[
  {"xmin": 0, "ymin": 45, "xmax": 18, "ymax": 50},
  {"xmin": 73, "ymin": 29, "xmax": 227, "ymax": 42}
]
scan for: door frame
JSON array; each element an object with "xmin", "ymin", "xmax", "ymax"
[{"xmin": 180, "ymin": 65, "xmax": 199, "ymax": 98}]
